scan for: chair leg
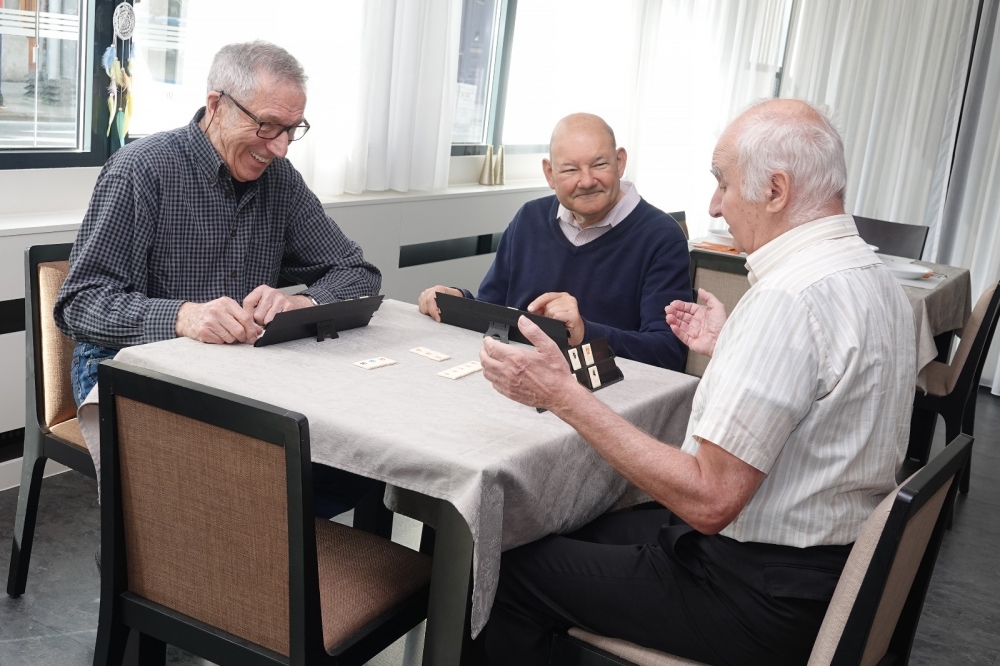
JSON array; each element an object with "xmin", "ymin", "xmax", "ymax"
[
  {"xmin": 6, "ymin": 433, "xmax": 48, "ymax": 598},
  {"xmin": 92, "ymin": 609, "xmax": 130, "ymax": 666},
  {"xmin": 123, "ymin": 630, "xmax": 166, "ymax": 666}
]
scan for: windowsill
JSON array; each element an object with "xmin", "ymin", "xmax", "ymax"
[
  {"xmin": 0, "ymin": 210, "xmax": 86, "ymax": 237},
  {"xmin": 320, "ymin": 178, "xmax": 549, "ymax": 208}
]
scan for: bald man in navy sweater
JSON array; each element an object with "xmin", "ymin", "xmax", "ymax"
[{"xmin": 418, "ymin": 113, "xmax": 691, "ymax": 370}]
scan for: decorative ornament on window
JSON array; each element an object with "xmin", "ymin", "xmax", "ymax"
[{"xmin": 103, "ymin": 1, "xmax": 137, "ymax": 149}]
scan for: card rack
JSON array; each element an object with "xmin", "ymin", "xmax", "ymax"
[{"xmin": 563, "ymin": 337, "xmax": 624, "ymax": 391}]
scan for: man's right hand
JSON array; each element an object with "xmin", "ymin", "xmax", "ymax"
[
  {"xmin": 418, "ymin": 286, "xmax": 463, "ymax": 322},
  {"xmin": 175, "ymin": 297, "xmax": 263, "ymax": 344},
  {"xmin": 665, "ymin": 288, "xmax": 727, "ymax": 358}
]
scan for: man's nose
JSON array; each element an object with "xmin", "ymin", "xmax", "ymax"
[
  {"xmin": 709, "ymin": 192, "xmax": 723, "ymax": 218},
  {"xmin": 578, "ymin": 168, "xmax": 597, "ymax": 188},
  {"xmin": 267, "ymin": 132, "xmax": 290, "ymax": 158}
]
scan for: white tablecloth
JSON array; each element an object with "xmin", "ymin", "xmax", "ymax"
[{"xmin": 80, "ymin": 300, "xmax": 699, "ymax": 635}]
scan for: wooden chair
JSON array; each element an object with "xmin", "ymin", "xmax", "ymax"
[
  {"xmin": 853, "ymin": 216, "xmax": 928, "ymax": 259},
  {"xmin": 904, "ymin": 281, "xmax": 1000, "ymax": 494},
  {"xmin": 684, "ymin": 249, "xmax": 750, "ymax": 377},
  {"xmin": 550, "ymin": 434, "xmax": 974, "ymax": 666},
  {"xmin": 7, "ymin": 243, "xmax": 96, "ymax": 598},
  {"xmin": 93, "ymin": 360, "xmax": 432, "ymax": 666}
]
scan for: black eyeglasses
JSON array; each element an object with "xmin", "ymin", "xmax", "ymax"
[{"xmin": 217, "ymin": 91, "xmax": 310, "ymax": 142}]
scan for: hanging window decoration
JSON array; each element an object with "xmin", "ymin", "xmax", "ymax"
[{"xmin": 103, "ymin": 1, "xmax": 136, "ymax": 147}]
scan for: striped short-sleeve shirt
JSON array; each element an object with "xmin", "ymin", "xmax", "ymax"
[{"xmin": 682, "ymin": 214, "xmax": 915, "ymax": 547}]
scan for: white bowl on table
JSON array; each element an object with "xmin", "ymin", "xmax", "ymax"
[
  {"xmin": 888, "ymin": 264, "xmax": 931, "ymax": 280},
  {"xmin": 707, "ymin": 227, "xmax": 734, "ymax": 247}
]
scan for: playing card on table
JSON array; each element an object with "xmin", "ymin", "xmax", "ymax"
[
  {"xmin": 437, "ymin": 361, "xmax": 483, "ymax": 380},
  {"xmin": 581, "ymin": 343, "xmax": 595, "ymax": 366},
  {"xmin": 353, "ymin": 356, "xmax": 397, "ymax": 370},
  {"xmin": 567, "ymin": 348, "xmax": 582, "ymax": 371},
  {"xmin": 410, "ymin": 346, "xmax": 451, "ymax": 362}
]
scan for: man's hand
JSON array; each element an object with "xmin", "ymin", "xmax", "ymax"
[
  {"xmin": 664, "ymin": 288, "xmax": 727, "ymax": 357},
  {"xmin": 175, "ymin": 297, "xmax": 263, "ymax": 344},
  {"xmin": 418, "ymin": 286, "xmax": 463, "ymax": 322},
  {"xmin": 480, "ymin": 316, "xmax": 584, "ymax": 411},
  {"xmin": 527, "ymin": 292, "xmax": 585, "ymax": 346},
  {"xmin": 243, "ymin": 285, "xmax": 312, "ymax": 326}
]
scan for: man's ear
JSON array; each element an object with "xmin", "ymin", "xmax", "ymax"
[
  {"xmin": 542, "ymin": 158, "xmax": 556, "ymax": 190},
  {"xmin": 616, "ymin": 147, "xmax": 628, "ymax": 178},
  {"xmin": 766, "ymin": 170, "xmax": 791, "ymax": 213}
]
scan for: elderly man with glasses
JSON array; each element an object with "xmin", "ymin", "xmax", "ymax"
[{"xmin": 55, "ymin": 41, "xmax": 381, "ymax": 519}]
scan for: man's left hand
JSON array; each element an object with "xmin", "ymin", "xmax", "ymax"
[
  {"xmin": 243, "ymin": 285, "xmax": 313, "ymax": 326},
  {"xmin": 527, "ymin": 292, "xmax": 585, "ymax": 346},
  {"xmin": 480, "ymin": 316, "xmax": 583, "ymax": 411}
]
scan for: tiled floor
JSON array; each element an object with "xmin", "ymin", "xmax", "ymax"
[{"xmin": 1, "ymin": 389, "xmax": 999, "ymax": 665}]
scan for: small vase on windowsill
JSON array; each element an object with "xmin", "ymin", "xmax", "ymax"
[
  {"xmin": 493, "ymin": 145, "xmax": 505, "ymax": 185},
  {"xmin": 479, "ymin": 145, "xmax": 495, "ymax": 185}
]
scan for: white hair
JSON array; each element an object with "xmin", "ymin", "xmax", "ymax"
[
  {"xmin": 733, "ymin": 99, "xmax": 847, "ymax": 223},
  {"xmin": 206, "ymin": 41, "xmax": 307, "ymax": 101}
]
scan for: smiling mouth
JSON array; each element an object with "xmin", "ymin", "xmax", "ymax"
[{"xmin": 250, "ymin": 151, "xmax": 269, "ymax": 165}]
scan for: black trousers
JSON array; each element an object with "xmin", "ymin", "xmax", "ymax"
[
  {"xmin": 484, "ymin": 508, "xmax": 852, "ymax": 666},
  {"xmin": 311, "ymin": 463, "xmax": 377, "ymax": 519}
]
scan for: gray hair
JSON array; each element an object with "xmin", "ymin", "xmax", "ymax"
[
  {"xmin": 733, "ymin": 99, "xmax": 846, "ymax": 222},
  {"xmin": 206, "ymin": 41, "xmax": 307, "ymax": 101}
]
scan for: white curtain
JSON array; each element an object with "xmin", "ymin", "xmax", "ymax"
[
  {"xmin": 934, "ymin": 0, "xmax": 1000, "ymax": 393},
  {"xmin": 345, "ymin": 0, "xmax": 462, "ymax": 194},
  {"xmin": 627, "ymin": 0, "xmax": 793, "ymax": 239},
  {"xmin": 780, "ymin": 0, "xmax": 978, "ymax": 241}
]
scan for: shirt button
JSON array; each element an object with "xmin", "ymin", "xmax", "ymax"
[
  {"xmin": 230, "ymin": 270, "xmax": 237, "ymax": 278},
  {"xmin": 225, "ymin": 190, "xmax": 233, "ymax": 198},
  {"xmin": 230, "ymin": 229, "xmax": 237, "ymax": 237},
  {"xmin": 209, "ymin": 176, "xmax": 217, "ymax": 185}
]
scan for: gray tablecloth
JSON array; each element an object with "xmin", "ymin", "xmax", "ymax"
[
  {"xmin": 80, "ymin": 300, "xmax": 698, "ymax": 636},
  {"xmin": 904, "ymin": 261, "xmax": 972, "ymax": 381}
]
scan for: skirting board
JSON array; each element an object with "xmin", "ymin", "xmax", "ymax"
[{"xmin": 0, "ymin": 457, "xmax": 69, "ymax": 492}]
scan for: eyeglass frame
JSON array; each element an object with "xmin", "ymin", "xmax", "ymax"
[{"xmin": 215, "ymin": 90, "xmax": 311, "ymax": 142}]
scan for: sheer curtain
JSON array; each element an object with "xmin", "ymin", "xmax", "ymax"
[
  {"xmin": 345, "ymin": 0, "xmax": 462, "ymax": 194},
  {"xmin": 780, "ymin": 0, "xmax": 978, "ymax": 241},
  {"xmin": 934, "ymin": 1, "xmax": 1000, "ymax": 393},
  {"xmin": 627, "ymin": 0, "xmax": 793, "ymax": 239}
]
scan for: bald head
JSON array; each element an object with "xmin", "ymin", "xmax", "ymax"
[
  {"xmin": 549, "ymin": 113, "xmax": 617, "ymax": 160},
  {"xmin": 722, "ymin": 98, "xmax": 847, "ymax": 224},
  {"xmin": 542, "ymin": 113, "xmax": 627, "ymax": 227}
]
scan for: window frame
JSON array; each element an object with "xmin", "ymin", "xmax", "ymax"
[
  {"xmin": 450, "ymin": 0, "xmax": 547, "ymax": 157},
  {"xmin": 0, "ymin": 0, "xmax": 115, "ymax": 170}
]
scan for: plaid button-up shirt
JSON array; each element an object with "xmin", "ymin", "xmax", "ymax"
[{"xmin": 55, "ymin": 109, "xmax": 381, "ymax": 349}]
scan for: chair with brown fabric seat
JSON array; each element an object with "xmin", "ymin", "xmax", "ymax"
[
  {"xmin": 666, "ymin": 211, "xmax": 689, "ymax": 240},
  {"xmin": 904, "ymin": 281, "xmax": 1000, "ymax": 494},
  {"xmin": 549, "ymin": 434, "xmax": 973, "ymax": 666},
  {"xmin": 7, "ymin": 243, "xmax": 97, "ymax": 598},
  {"xmin": 683, "ymin": 249, "xmax": 751, "ymax": 377},
  {"xmin": 93, "ymin": 359, "xmax": 432, "ymax": 666}
]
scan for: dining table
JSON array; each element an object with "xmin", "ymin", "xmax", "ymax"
[{"xmin": 78, "ymin": 299, "xmax": 700, "ymax": 665}]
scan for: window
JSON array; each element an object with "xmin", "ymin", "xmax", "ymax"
[{"xmin": 0, "ymin": 0, "xmax": 111, "ymax": 168}]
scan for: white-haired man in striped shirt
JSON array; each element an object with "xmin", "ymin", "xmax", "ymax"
[{"xmin": 477, "ymin": 98, "xmax": 915, "ymax": 666}]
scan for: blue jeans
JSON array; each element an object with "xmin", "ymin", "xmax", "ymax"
[
  {"xmin": 71, "ymin": 342, "xmax": 118, "ymax": 408},
  {"xmin": 72, "ymin": 342, "xmax": 371, "ymax": 517}
]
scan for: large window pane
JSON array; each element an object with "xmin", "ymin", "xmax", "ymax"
[
  {"xmin": 501, "ymin": 0, "xmax": 639, "ymax": 146},
  {"xmin": 452, "ymin": 0, "xmax": 500, "ymax": 144},
  {"xmin": 0, "ymin": 0, "xmax": 82, "ymax": 150}
]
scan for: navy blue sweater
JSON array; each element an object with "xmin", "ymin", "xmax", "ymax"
[{"xmin": 466, "ymin": 195, "xmax": 691, "ymax": 370}]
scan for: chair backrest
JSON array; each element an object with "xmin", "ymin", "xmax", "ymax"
[
  {"xmin": 26, "ymin": 244, "xmax": 77, "ymax": 430},
  {"xmin": 684, "ymin": 250, "xmax": 750, "ymax": 377},
  {"xmin": 808, "ymin": 434, "xmax": 973, "ymax": 666},
  {"xmin": 852, "ymin": 216, "xmax": 928, "ymax": 260},
  {"xmin": 667, "ymin": 211, "xmax": 689, "ymax": 240},
  {"xmin": 98, "ymin": 359, "xmax": 326, "ymax": 661},
  {"xmin": 942, "ymin": 281, "xmax": 1000, "ymax": 399}
]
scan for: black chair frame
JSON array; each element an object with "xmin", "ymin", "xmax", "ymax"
[
  {"xmin": 906, "ymin": 282, "xmax": 1000, "ymax": 493},
  {"xmin": 94, "ymin": 360, "xmax": 429, "ymax": 666},
  {"xmin": 7, "ymin": 243, "xmax": 96, "ymax": 598},
  {"xmin": 550, "ymin": 435, "xmax": 974, "ymax": 666},
  {"xmin": 853, "ymin": 216, "xmax": 929, "ymax": 260},
  {"xmin": 687, "ymin": 248, "xmax": 749, "ymax": 303}
]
